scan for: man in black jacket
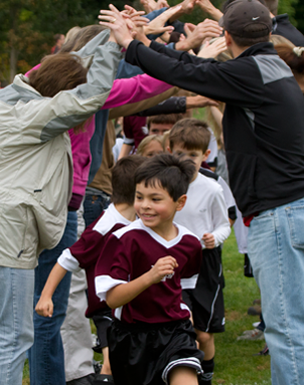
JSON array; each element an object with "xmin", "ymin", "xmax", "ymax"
[{"xmin": 100, "ymin": 1, "xmax": 304, "ymax": 384}]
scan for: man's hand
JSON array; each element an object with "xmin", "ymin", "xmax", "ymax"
[
  {"xmin": 186, "ymin": 95, "xmax": 219, "ymax": 109},
  {"xmin": 35, "ymin": 296, "xmax": 54, "ymax": 318},
  {"xmin": 148, "ymin": 256, "xmax": 178, "ymax": 284},
  {"xmin": 175, "ymin": 19, "xmax": 222, "ymax": 51},
  {"xmin": 144, "ymin": 6, "xmax": 182, "ymax": 35},
  {"xmin": 140, "ymin": 0, "xmax": 170, "ymax": 14},
  {"xmin": 196, "ymin": 0, "xmax": 223, "ymax": 21},
  {"xmin": 197, "ymin": 36, "xmax": 227, "ymax": 58},
  {"xmin": 202, "ymin": 233, "xmax": 215, "ymax": 249},
  {"xmin": 99, "ymin": 4, "xmax": 148, "ymax": 49}
]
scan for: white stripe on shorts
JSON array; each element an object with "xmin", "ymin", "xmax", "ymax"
[{"xmin": 162, "ymin": 357, "xmax": 203, "ymax": 384}]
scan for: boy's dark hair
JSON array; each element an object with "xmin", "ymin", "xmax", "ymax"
[
  {"xmin": 147, "ymin": 113, "xmax": 183, "ymax": 130},
  {"xmin": 112, "ymin": 156, "xmax": 146, "ymax": 205},
  {"xmin": 134, "ymin": 153, "xmax": 196, "ymax": 202},
  {"xmin": 169, "ymin": 118, "xmax": 211, "ymax": 153}
]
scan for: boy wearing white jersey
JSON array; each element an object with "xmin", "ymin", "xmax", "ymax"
[{"xmin": 169, "ymin": 119, "xmax": 231, "ymax": 385}]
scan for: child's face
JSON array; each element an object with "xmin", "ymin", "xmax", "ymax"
[
  {"xmin": 142, "ymin": 140, "xmax": 163, "ymax": 158},
  {"xmin": 170, "ymin": 143, "xmax": 207, "ymax": 174},
  {"xmin": 134, "ymin": 181, "xmax": 186, "ymax": 236}
]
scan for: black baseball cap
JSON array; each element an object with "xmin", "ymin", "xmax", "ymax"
[{"xmin": 219, "ymin": 0, "xmax": 272, "ymax": 38}]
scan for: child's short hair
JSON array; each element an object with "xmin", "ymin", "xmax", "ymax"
[
  {"xmin": 169, "ymin": 118, "xmax": 211, "ymax": 153},
  {"xmin": 136, "ymin": 135, "xmax": 163, "ymax": 156},
  {"xmin": 134, "ymin": 153, "xmax": 196, "ymax": 202},
  {"xmin": 112, "ymin": 155, "xmax": 146, "ymax": 205},
  {"xmin": 147, "ymin": 113, "xmax": 183, "ymax": 131}
]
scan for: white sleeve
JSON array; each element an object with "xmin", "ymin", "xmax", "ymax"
[
  {"xmin": 95, "ymin": 275, "xmax": 127, "ymax": 302},
  {"xmin": 217, "ymin": 176, "xmax": 236, "ymax": 210},
  {"xmin": 181, "ymin": 274, "xmax": 199, "ymax": 290},
  {"xmin": 58, "ymin": 248, "xmax": 81, "ymax": 273},
  {"xmin": 210, "ymin": 186, "xmax": 231, "ymax": 247},
  {"xmin": 207, "ymin": 128, "xmax": 218, "ymax": 164}
]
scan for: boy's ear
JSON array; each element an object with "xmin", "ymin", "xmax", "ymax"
[
  {"xmin": 167, "ymin": 146, "xmax": 172, "ymax": 154},
  {"xmin": 176, "ymin": 194, "xmax": 187, "ymax": 212},
  {"xmin": 203, "ymin": 149, "xmax": 211, "ymax": 162}
]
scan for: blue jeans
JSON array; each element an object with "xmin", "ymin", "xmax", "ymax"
[
  {"xmin": 83, "ymin": 191, "xmax": 111, "ymax": 227},
  {"xmin": 0, "ymin": 267, "xmax": 34, "ymax": 385},
  {"xmin": 248, "ymin": 197, "xmax": 304, "ymax": 385},
  {"xmin": 28, "ymin": 211, "xmax": 77, "ymax": 385}
]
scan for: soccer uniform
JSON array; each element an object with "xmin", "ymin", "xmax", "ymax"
[
  {"xmin": 174, "ymin": 173, "xmax": 231, "ymax": 333},
  {"xmin": 58, "ymin": 203, "xmax": 131, "ymax": 348},
  {"xmin": 95, "ymin": 219, "xmax": 204, "ymax": 385}
]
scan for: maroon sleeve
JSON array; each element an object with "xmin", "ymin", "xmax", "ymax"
[{"xmin": 95, "ymin": 234, "xmax": 132, "ymax": 281}]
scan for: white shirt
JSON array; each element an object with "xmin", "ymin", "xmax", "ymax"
[{"xmin": 174, "ymin": 173, "xmax": 231, "ymax": 248}]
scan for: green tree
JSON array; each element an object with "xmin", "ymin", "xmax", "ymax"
[{"xmin": 0, "ymin": 0, "xmax": 127, "ymax": 83}]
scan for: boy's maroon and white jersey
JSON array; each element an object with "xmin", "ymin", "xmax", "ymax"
[
  {"xmin": 95, "ymin": 219, "xmax": 202, "ymax": 324},
  {"xmin": 58, "ymin": 203, "xmax": 131, "ymax": 317}
]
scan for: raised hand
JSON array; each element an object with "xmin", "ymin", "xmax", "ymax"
[
  {"xmin": 99, "ymin": 4, "xmax": 148, "ymax": 48},
  {"xmin": 175, "ymin": 19, "xmax": 222, "ymax": 51},
  {"xmin": 197, "ymin": 36, "xmax": 227, "ymax": 58},
  {"xmin": 195, "ymin": 0, "xmax": 223, "ymax": 21},
  {"xmin": 144, "ymin": 5, "xmax": 182, "ymax": 35}
]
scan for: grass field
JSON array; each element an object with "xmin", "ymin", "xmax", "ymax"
[{"xmin": 23, "ymin": 230, "xmax": 271, "ymax": 384}]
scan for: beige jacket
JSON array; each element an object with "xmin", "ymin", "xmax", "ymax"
[{"xmin": 0, "ymin": 30, "xmax": 121, "ymax": 269}]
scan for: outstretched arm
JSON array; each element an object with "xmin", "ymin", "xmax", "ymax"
[
  {"xmin": 196, "ymin": 0, "xmax": 223, "ymax": 21},
  {"xmin": 106, "ymin": 256, "xmax": 178, "ymax": 308}
]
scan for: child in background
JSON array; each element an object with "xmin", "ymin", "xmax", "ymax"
[
  {"xmin": 169, "ymin": 119, "xmax": 231, "ymax": 385},
  {"xmin": 136, "ymin": 134, "xmax": 164, "ymax": 158},
  {"xmin": 95, "ymin": 154, "xmax": 204, "ymax": 385},
  {"xmin": 35, "ymin": 156, "xmax": 145, "ymax": 385}
]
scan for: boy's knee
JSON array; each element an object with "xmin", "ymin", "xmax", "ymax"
[{"xmin": 195, "ymin": 330, "xmax": 214, "ymax": 347}]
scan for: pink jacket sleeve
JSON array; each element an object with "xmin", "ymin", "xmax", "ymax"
[{"xmin": 102, "ymin": 74, "xmax": 172, "ymax": 110}]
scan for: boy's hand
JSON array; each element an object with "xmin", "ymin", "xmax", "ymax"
[
  {"xmin": 202, "ymin": 233, "xmax": 215, "ymax": 249},
  {"xmin": 149, "ymin": 256, "xmax": 178, "ymax": 284},
  {"xmin": 35, "ymin": 296, "xmax": 54, "ymax": 318}
]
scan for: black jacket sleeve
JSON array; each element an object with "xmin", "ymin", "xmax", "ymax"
[
  {"xmin": 136, "ymin": 96, "xmax": 186, "ymax": 116},
  {"xmin": 125, "ymin": 40, "xmax": 264, "ymax": 108}
]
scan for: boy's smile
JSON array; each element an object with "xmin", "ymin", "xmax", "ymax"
[{"xmin": 134, "ymin": 181, "xmax": 186, "ymax": 239}]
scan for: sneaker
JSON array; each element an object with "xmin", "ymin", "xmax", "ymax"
[
  {"xmin": 253, "ymin": 298, "xmax": 261, "ymax": 305},
  {"xmin": 252, "ymin": 321, "xmax": 260, "ymax": 328},
  {"xmin": 92, "ymin": 374, "xmax": 115, "ymax": 385},
  {"xmin": 253, "ymin": 343, "xmax": 269, "ymax": 356},
  {"xmin": 237, "ymin": 328, "xmax": 264, "ymax": 341},
  {"xmin": 247, "ymin": 305, "xmax": 261, "ymax": 316}
]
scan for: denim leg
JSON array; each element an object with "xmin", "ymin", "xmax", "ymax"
[
  {"xmin": 83, "ymin": 192, "xmax": 111, "ymax": 228},
  {"xmin": 28, "ymin": 211, "xmax": 77, "ymax": 385},
  {"xmin": 0, "ymin": 267, "xmax": 34, "ymax": 385},
  {"xmin": 248, "ymin": 197, "xmax": 304, "ymax": 385}
]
